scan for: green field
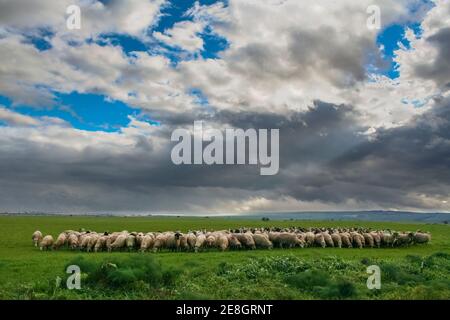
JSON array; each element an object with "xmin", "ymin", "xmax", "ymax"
[{"xmin": 0, "ymin": 215, "xmax": 449, "ymax": 300}]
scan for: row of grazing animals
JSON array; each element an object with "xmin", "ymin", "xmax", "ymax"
[{"xmin": 32, "ymin": 227, "xmax": 431, "ymax": 252}]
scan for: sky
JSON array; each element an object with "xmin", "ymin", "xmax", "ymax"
[{"xmin": 0, "ymin": 0, "xmax": 449, "ymax": 214}]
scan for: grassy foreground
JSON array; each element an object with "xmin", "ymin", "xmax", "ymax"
[{"xmin": 0, "ymin": 215, "xmax": 449, "ymax": 300}]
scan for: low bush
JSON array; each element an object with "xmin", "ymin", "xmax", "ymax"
[{"xmin": 63, "ymin": 255, "xmax": 180, "ymax": 290}]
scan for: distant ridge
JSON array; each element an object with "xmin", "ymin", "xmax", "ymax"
[{"xmin": 0, "ymin": 210, "xmax": 449, "ymax": 223}]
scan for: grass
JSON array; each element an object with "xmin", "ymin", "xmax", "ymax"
[{"xmin": 0, "ymin": 215, "xmax": 449, "ymax": 300}]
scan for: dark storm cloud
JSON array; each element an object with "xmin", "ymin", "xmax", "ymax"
[
  {"xmin": 286, "ymin": 96, "xmax": 450, "ymax": 208},
  {"xmin": 414, "ymin": 27, "xmax": 450, "ymax": 89},
  {"xmin": 0, "ymin": 101, "xmax": 367, "ymax": 212},
  {"xmin": 1, "ymin": 96, "xmax": 449, "ymax": 212}
]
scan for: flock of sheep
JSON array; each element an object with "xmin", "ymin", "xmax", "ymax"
[{"xmin": 31, "ymin": 227, "xmax": 431, "ymax": 252}]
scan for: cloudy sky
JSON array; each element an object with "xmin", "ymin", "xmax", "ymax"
[{"xmin": 0, "ymin": 0, "xmax": 449, "ymax": 214}]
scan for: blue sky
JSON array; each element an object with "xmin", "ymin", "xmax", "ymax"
[{"xmin": 0, "ymin": 0, "xmax": 433, "ymax": 133}]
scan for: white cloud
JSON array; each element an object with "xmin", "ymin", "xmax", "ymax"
[
  {"xmin": 153, "ymin": 20, "xmax": 205, "ymax": 52},
  {"xmin": 0, "ymin": 106, "xmax": 39, "ymax": 126},
  {"xmin": 0, "ymin": 0, "xmax": 166, "ymax": 38}
]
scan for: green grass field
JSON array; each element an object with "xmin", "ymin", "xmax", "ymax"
[{"xmin": 0, "ymin": 215, "xmax": 449, "ymax": 300}]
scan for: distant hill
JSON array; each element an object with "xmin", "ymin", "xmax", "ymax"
[
  {"xmin": 1, "ymin": 210, "xmax": 449, "ymax": 223},
  {"xmin": 221, "ymin": 211, "xmax": 450, "ymax": 223}
]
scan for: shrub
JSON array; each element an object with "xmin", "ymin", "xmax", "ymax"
[
  {"xmin": 315, "ymin": 279, "xmax": 357, "ymax": 299},
  {"xmin": 63, "ymin": 255, "xmax": 179, "ymax": 290},
  {"xmin": 285, "ymin": 270, "xmax": 331, "ymax": 290}
]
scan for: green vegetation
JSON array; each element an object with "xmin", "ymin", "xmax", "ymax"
[{"xmin": 0, "ymin": 215, "xmax": 449, "ymax": 300}]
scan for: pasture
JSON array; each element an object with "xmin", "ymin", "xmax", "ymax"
[{"xmin": 0, "ymin": 215, "xmax": 449, "ymax": 300}]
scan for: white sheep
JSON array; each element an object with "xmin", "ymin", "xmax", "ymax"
[
  {"xmin": 53, "ymin": 232, "xmax": 67, "ymax": 250},
  {"xmin": 194, "ymin": 233, "xmax": 206, "ymax": 252},
  {"xmin": 39, "ymin": 235, "xmax": 54, "ymax": 251},
  {"xmin": 252, "ymin": 233, "xmax": 273, "ymax": 249},
  {"xmin": 110, "ymin": 234, "xmax": 127, "ymax": 251},
  {"xmin": 140, "ymin": 234, "xmax": 154, "ymax": 252},
  {"xmin": 68, "ymin": 233, "xmax": 79, "ymax": 250},
  {"xmin": 32, "ymin": 230, "xmax": 43, "ymax": 247}
]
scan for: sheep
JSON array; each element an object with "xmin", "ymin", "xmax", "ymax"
[
  {"xmin": 53, "ymin": 232, "xmax": 67, "ymax": 250},
  {"xmin": 32, "ymin": 230, "xmax": 43, "ymax": 247},
  {"xmin": 304, "ymin": 232, "xmax": 315, "ymax": 247},
  {"xmin": 277, "ymin": 232, "xmax": 302, "ymax": 248},
  {"xmin": 126, "ymin": 234, "xmax": 136, "ymax": 251},
  {"xmin": 363, "ymin": 233, "xmax": 374, "ymax": 248},
  {"xmin": 393, "ymin": 232, "xmax": 413, "ymax": 246},
  {"xmin": 110, "ymin": 234, "xmax": 127, "ymax": 251},
  {"xmin": 87, "ymin": 234, "xmax": 100, "ymax": 252},
  {"xmin": 331, "ymin": 233, "xmax": 342, "ymax": 248},
  {"xmin": 352, "ymin": 233, "xmax": 364, "ymax": 249},
  {"xmin": 381, "ymin": 232, "xmax": 394, "ymax": 247},
  {"xmin": 370, "ymin": 231, "xmax": 381, "ymax": 248},
  {"xmin": 166, "ymin": 232, "xmax": 181, "ymax": 251},
  {"xmin": 153, "ymin": 232, "xmax": 180, "ymax": 252},
  {"xmin": 68, "ymin": 233, "xmax": 79, "ymax": 250},
  {"xmin": 323, "ymin": 232, "xmax": 334, "ymax": 247},
  {"xmin": 37, "ymin": 227, "xmax": 430, "ymax": 253},
  {"xmin": 413, "ymin": 231, "xmax": 431, "ymax": 244},
  {"xmin": 152, "ymin": 233, "xmax": 168, "ymax": 252},
  {"xmin": 187, "ymin": 232, "xmax": 197, "ymax": 250},
  {"xmin": 140, "ymin": 234, "xmax": 154, "ymax": 252},
  {"xmin": 39, "ymin": 235, "xmax": 54, "ymax": 251},
  {"xmin": 340, "ymin": 233, "xmax": 352, "ymax": 248},
  {"xmin": 295, "ymin": 233, "xmax": 306, "ymax": 248},
  {"xmin": 227, "ymin": 235, "xmax": 242, "ymax": 249},
  {"xmin": 206, "ymin": 235, "xmax": 216, "ymax": 248},
  {"xmin": 314, "ymin": 233, "xmax": 326, "ymax": 248},
  {"xmin": 178, "ymin": 234, "xmax": 189, "ymax": 251},
  {"xmin": 136, "ymin": 232, "xmax": 145, "ymax": 247},
  {"xmin": 252, "ymin": 233, "xmax": 273, "ymax": 249},
  {"xmin": 194, "ymin": 233, "xmax": 206, "ymax": 252},
  {"xmin": 94, "ymin": 236, "xmax": 107, "ymax": 252},
  {"xmin": 80, "ymin": 235, "xmax": 91, "ymax": 251},
  {"xmin": 216, "ymin": 234, "xmax": 229, "ymax": 251},
  {"xmin": 234, "ymin": 233, "xmax": 256, "ymax": 249}
]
